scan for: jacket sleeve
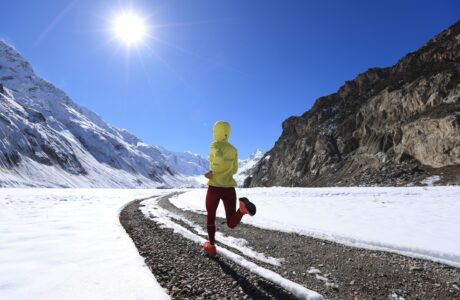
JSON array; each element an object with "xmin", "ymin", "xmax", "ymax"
[
  {"xmin": 209, "ymin": 145, "xmax": 216, "ymax": 172},
  {"xmin": 232, "ymin": 149, "xmax": 238, "ymax": 175}
]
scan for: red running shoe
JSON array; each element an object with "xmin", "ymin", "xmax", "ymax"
[
  {"xmin": 239, "ymin": 197, "xmax": 256, "ymax": 216},
  {"xmin": 203, "ymin": 241, "xmax": 217, "ymax": 256}
]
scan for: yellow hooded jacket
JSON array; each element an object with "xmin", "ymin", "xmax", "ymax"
[{"xmin": 208, "ymin": 121, "xmax": 238, "ymax": 187}]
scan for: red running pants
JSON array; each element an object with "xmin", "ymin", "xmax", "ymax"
[{"xmin": 206, "ymin": 186, "xmax": 243, "ymax": 244}]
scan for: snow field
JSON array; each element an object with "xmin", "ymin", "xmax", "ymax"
[
  {"xmin": 172, "ymin": 186, "xmax": 460, "ymax": 267},
  {"xmin": 141, "ymin": 196, "xmax": 324, "ymax": 300},
  {"xmin": 0, "ymin": 189, "xmax": 170, "ymax": 300}
]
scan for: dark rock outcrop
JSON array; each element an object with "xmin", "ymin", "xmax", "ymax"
[{"xmin": 249, "ymin": 21, "xmax": 460, "ymax": 187}]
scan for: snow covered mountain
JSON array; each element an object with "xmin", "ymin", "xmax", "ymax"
[
  {"xmin": 0, "ymin": 41, "xmax": 208, "ymax": 188},
  {"xmin": 235, "ymin": 149, "xmax": 264, "ymax": 186},
  {"xmin": 238, "ymin": 149, "xmax": 264, "ymax": 172},
  {"xmin": 158, "ymin": 147, "xmax": 209, "ymax": 176}
]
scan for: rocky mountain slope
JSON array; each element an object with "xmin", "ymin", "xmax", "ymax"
[
  {"xmin": 247, "ymin": 21, "xmax": 460, "ymax": 187},
  {"xmin": 0, "ymin": 41, "xmax": 208, "ymax": 188}
]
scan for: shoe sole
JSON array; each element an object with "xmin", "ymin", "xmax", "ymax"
[
  {"xmin": 204, "ymin": 249, "xmax": 216, "ymax": 256},
  {"xmin": 239, "ymin": 197, "xmax": 256, "ymax": 216}
]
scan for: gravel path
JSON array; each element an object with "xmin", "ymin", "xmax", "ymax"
[{"xmin": 120, "ymin": 193, "xmax": 460, "ymax": 300}]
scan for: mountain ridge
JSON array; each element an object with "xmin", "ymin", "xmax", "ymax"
[
  {"xmin": 247, "ymin": 20, "xmax": 460, "ymax": 187},
  {"xmin": 0, "ymin": 40, "xmax": 208, "ymax": 188}
]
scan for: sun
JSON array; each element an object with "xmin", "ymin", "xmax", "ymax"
[{"xmin": 113, "ymin": 12, "xmax": 147, "ymax": 46}]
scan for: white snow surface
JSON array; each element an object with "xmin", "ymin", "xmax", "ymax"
[
  {"xmin": 421, "ymin": 175, "xmax": 441, "ymax": 186},
  {"xmin": 172, "ymin": 186, "xmax": 460, "ymax": 267},
  {"xmin": 0, "ymin": 189, "xmax": 170, "ymax": 300}
]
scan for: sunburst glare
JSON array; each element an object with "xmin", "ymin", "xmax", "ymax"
[{"xmin": 112, "ymin": 11, "xmax": 147, "ymax": 46}]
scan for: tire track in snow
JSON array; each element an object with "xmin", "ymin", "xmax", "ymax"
[
  {"xmin": 151, "ymin": 193, "xmax": 283, "ymax": 267},
  {"xmin": 140, "ymin": 193, "xmax": 324, "ymax": 300},
  {"xmin": 150, "ymin": 192, "xmax": 460, "ymax": 300}
]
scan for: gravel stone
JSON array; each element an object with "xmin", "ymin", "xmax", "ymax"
[{"xmin": 120, "ymin": 193, "xmax": 460, "ymax": 300}]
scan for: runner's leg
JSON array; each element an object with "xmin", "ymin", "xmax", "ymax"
[
  {"xmin": 205, "ymin": 186, "xmax": 221, "ymax": 244},
  {"xmin": 222, "ymin": 187, "xmax": 243, "ymax": 228}
]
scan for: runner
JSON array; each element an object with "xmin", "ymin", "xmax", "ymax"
[{"xmin": 203, "ymin": 121, "xmax": 256, "ymax": 256}]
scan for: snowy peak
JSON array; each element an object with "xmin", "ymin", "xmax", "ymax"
[
  {"xmin": 235, "ymin": 149, "xmax": 264, "ymax": 186},
  {"xmin": 0, "ymin": 40, "xmax": 206, "ymax": 187},
  {"xmin": 238, "ymin": 149, "xmax": 264, "ymax": 172},
  {"xmin": 245, "ymin": 149, "xmax": 264, "ymax": 161},
  {"xmin": 0, "ymin": 41, "xmax": 35, "ymax": 78}
]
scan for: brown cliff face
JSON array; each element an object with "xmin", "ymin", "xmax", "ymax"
[{"xmin": 248, "ymin": 21, "xmax": 460, "ymax": 187}]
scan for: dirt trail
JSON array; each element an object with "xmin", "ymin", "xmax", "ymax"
[{"xmin": 120, "ymin": 193, "xmax": 460, "ymax": 300}]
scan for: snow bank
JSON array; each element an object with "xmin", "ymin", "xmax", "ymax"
[
  {"xmin": 421, "ymin": 175, "xmax": 441, "ymax": 186},
  {"xmin": 172, "ymin": 186, "xmax": 460, "ymax": 267},
  {"xmin": 0, "ymin": 189, "xmax": 170, "ymax": 300}
]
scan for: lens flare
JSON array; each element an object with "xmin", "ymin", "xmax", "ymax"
[{"xmin": 113, "ymin": 12, "xmax": 146, "ymax": 46}]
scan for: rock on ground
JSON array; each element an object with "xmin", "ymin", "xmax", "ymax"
[{"xmin": 120, "ymin": 193, "xmax": 460, "ymax": 299}]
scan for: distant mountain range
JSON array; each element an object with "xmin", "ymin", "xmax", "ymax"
[
  {"xmin": 235, "ymin": 149, "xmax": 264, "ymax": 186},
  {"xmin": 0, "ymin": 41, "xmax": 214, "ymax": 188},
  {"xmin": 247, "ymin": 20, "xmax": 460, "ymax": 187}
]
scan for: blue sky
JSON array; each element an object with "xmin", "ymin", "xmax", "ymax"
[{"xmin": 0, "ymin": 1, "xmax": 459, "ymax": 158}]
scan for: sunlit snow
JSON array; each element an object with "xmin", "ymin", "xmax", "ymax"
[
  {"xmin": 0, "ymin": 189, "xmax": 170, "ymax": 300},
  {"xmin": 172, "ymin": 186, "xmax": 460, "ymax": 267}
]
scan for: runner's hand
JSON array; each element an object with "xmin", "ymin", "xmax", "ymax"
[{"xmin": 204, "ymin": 171, "xmax": 214, "ymax": 179}]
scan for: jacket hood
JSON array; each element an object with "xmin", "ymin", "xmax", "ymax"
[{"xmin": 213, "ymin": 121, "xmax": 230, "ymax": 142}]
